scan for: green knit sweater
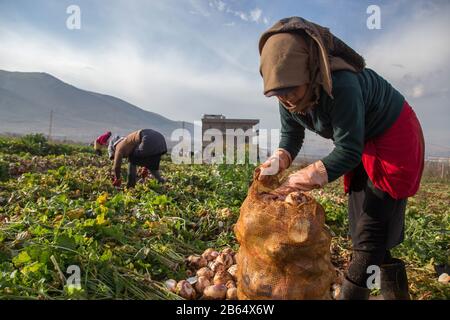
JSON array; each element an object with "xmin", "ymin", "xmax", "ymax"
[{"xmin": 279, "ymin": 68, "xmax": 405, "ymax": 182}]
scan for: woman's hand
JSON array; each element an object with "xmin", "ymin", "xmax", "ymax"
[
  {"xmin": 257, "ymin": 149, "xmax": 292, "ymax": 183},
  {"xmin": 112, "ymin": 177, "xmax": 122, "ymax": 188},
  {"xmin": 271, "ymin": 161, "xmax": 328, "ymax": 198}
]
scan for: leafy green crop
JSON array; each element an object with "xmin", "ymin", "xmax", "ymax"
[
  {"xmin": 0, "ymin": 134, "xmax": 93, "ymax": 156},
  {"xmin": 0, "ymin": 137, "xmax": 448, "ymax": 300}
]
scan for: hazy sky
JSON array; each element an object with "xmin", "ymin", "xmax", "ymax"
[{"xmin": 0, "ymin": 0, "xmax": 449, "ymax": 155}]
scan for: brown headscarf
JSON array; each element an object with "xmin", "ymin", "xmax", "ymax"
[{"xmin": 259, "ymin": 17, "xmax": 365, "ymax": 113}]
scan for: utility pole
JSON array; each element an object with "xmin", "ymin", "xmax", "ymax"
[{"xmin": 48, "ymin": 109, "xmax": 53, "ymax": 141}]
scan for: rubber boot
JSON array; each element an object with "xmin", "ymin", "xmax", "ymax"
[
  {"xmin": 380, "ymin": 258, "xmax": 411, "ymax": 300},
  {"xmin": 338, "ymin": 277, "xmax": 370, "ymax": 300}
]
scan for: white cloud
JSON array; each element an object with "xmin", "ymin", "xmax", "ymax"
[
  {"xmin": 234, "ymin": 11, "xmax": 248, "ymax": 21},
  {"xmin": 3, "ymin": 1, "xmax": 447, "ymax": 155},
  {"xmin": 0, "ymin": 24, "xmax": 278, "ymax": 131},
  {"xmin": 189, "ymin": 0, "xmax": 211, "ymax": 17},
  {"xmin": 363, "ymin": 4, "xmax": 450, "ymax": 101},
  {"xmin": 209, "ymin": 1, "xmax": 267, "ymax": 25},
  {"xmin": 361, "ymin": 2, "xmax": 450, "ymax": 151},
  {"xmin": 411, "ymin": 85, "xmax": 424, "ymax": 99},
  {"xmin": 250, "ymin": 8, "xmax": 262, "ymax": 22},
  {"xmin": 216, "ymin": 0, "xmax": 226, "ymax": 11}
]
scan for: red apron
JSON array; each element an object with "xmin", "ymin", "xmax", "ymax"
[{"xmin": 344, "ymin": 101, "xmax": 425, "ymax": 200}]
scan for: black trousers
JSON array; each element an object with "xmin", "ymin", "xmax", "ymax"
[
  {"xmin": 346, "ymin": 163, "xmax": 407, "ymax": 287},
  {"xmin": 127, "ymin": 162, "xmax": 163, "ymax": 187}
]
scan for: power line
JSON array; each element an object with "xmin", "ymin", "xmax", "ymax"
[{"xmin": 427, "ymin": 143, "xmax": 450, "ymax": 150}]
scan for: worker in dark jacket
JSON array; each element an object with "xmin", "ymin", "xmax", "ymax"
[
  {"xmin": 257, "ymin": 17, "xmax": 424, "ymax": 300},
  {"xmin": 108, "ymin": 129, "xmax": 167, "ymax": 188}
]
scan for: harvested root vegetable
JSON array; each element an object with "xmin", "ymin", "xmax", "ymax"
[
  {"xmin": 234, "ymin": 175, "xmax": 335, "ymax": 300},
  {"xmin": 331, "ymin": 284, "xmax": 341, "ymax": 300},
  {"xmin": 216, "ymin": 253, "xmax": 234, "ymax": 269},
  {"xmin": 176, "ymin": 280, "xmax": 196, "ymax": 300},
  {"xmin": 225, "ymin": 280, "xmax": 236, "ymax": 289},
  {"xmin": 213, "ymin": 270, "xmax": 234, "ymax": 285},
  {"xmin": 196, "ymin": 267, "xmax": 214, "ymax": 279},
  {"xmin": 195, "ymin": 276, "xmax": 210, "ymax": 294},
  {"xmin": 202, "ymin": 248, "xmax": 219, "ymax": 261},
  {"xmin": 208, "ymin": 261, "xmax": 226, "ymax": 273},
  {"xmin": 227, "ymin": 264, "xmax": 237, "ymax": 279},
  {"xmin": 438, "ymin": 273, "xmax": 449, "ymax": 284},
  {"xmin": 186, "ymin": 255, "xmax": 207, "ymax": 269},
  {"xmin": 203, "ymin": 284, "xmax": 227, "ymax": 300},
  {"xmin": 210, "ymin": 252, "xmax": 220, "ymax": 260},
  {"xmin": 284, "ymin": 192, "xmax": 307, "ymax": 205},
  {"xmin": 166, "ymin": 249, "xmax": 239, "ymax": 300},
  {"xmin": 222, "ymin": 247, "xmax": 234, "ymax": 256},
  {"xmin": 164, "ymin": 279, "xmax": 177, "ymax": 293},
  {"xmin": 226, "ymin": 287, "xmax": 238, "ymax": 300}
]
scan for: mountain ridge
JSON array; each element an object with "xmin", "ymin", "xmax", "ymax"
[{"xmin": 0, "ymin": 70, "xmax": 192, "ymax": 143}]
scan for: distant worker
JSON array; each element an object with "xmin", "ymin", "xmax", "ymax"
[
  {"xmin": 94, "ymin": 131, "xmax": 112, "ymax": 156},
  {"xmin": 108, "ymin": 129, "xmax": 167, "ymax": 188}
]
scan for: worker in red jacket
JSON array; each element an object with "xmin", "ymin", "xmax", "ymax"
[{"xmin": 94, "ymin": 131, "xmax": 112, "ymax": 156}]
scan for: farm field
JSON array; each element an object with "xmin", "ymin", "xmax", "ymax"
[{"xmin": 0, "ymin": 135, "xmax": 449, "ymax": 300}]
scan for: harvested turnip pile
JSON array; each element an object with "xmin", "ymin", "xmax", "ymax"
[{"xmin": 164, "ymin": 247, "xmax": 238, "ymax": 300}]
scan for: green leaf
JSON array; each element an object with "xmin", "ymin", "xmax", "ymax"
[
  {"xmin": 12, "ymin": 251, "xmax": 32, "ymax": 267},
  {"xmin": 100, "ymin": 249, "xmax": 113, "ymax": 262},
  {"xmin": 55, "ymin": 234, "xmax": 77, "ymax": 251},
  {"xmin": 21, "ymin": 262, "xmax": 44, "ymax": 275}
]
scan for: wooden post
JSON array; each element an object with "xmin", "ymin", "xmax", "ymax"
[
  {"xmin": 48, "ymin": 109, "xmax": 53, "ymax": 141},
  {"xmin": 442, "ymin": 162, "xmax": 445, "ymax": 180}
]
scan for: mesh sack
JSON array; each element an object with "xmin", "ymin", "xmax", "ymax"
[{"xmin": 234, "ymin": 172, "xmax": 335, "ymax": 300}]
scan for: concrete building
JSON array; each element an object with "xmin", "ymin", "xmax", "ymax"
[{"xmin": 201, "ymin": 114, "xmax": 259, "ymax": 156}]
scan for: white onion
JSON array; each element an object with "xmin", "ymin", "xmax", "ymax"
[
  {"xmin": 209, "ymin": 261, "xmax": 226, "ymax": 273},
  {"xmin": 227, "ymin": 264, "xmax": 237, "ymax": 279},
  {"xmin": 164, "ymin": 279, "xmax": 177, "ymax": 293},
  {"xmin": 176, "ymin": 280, "xmax": 196, "ymax": 300},
  {"xmin": 438, "ymin": 273, "xmax": 450, "ymax": 284},
  {"xmin": 186, "ymin": 255, "xmax": 208, "ymax": 269},
  {"xmin": 331, "ymin": 284, "xmax": 341, "ymax": 300},
  {"xmin": 196, "ymin": 267, "xmax": 214, "ymax": 279},
  {"xmin": 222, "ymin": 247, "xmax": 234, "ymax": 256},
  {"xmin": 203, "ymin": 284, "xmax": 227, "ymax": 300},
  {"xmin": 285, "ymin": 192, "xmax": 307, "ymax": 205},
  {"xmin": 202, "ymin": 248, "xmax": 219, "ymax": 261},
  {"xmin": 216, "ymin": 253, "xmax": 234, "ymax": 269},
  {"xmin": 195, "ymin": 276, "xmax": 211, "ymax": 294},
  {"xmin": 225, "ymin": 280, "xmax": 236, "ymax": 289},
  {"xmin": 210, "ymin": 250, "xmax": 219, "ymax": 260},
  {"xmin": 226, "ymin": 287, "xmax": 238, "ymax": 300},
  {"xmin": 213, "ymin": 270, "xmax": 234, "ymax": 286}
]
